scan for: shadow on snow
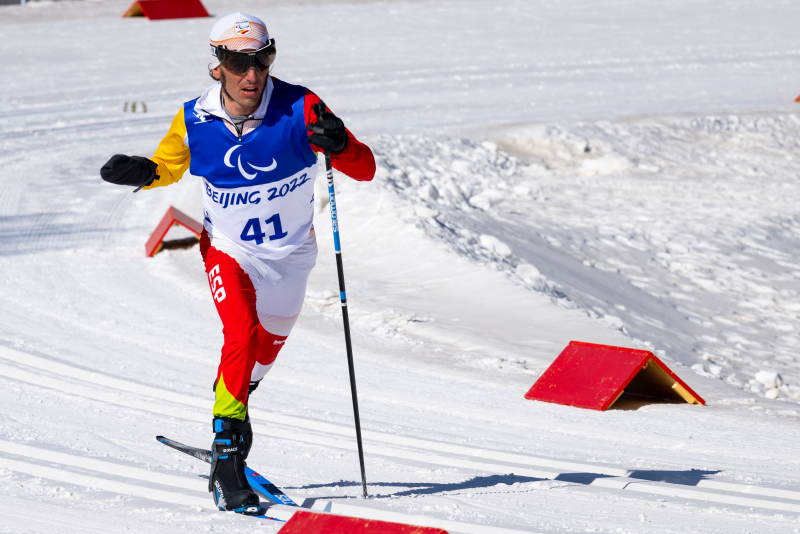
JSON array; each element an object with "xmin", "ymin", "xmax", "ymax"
[{"xmin": 286, "ymin": 468, "xmax": 721, "ymax": 499}]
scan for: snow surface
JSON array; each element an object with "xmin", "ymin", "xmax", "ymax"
[{"xmin": 2, "ymin": 0, "xmax": 800, "ymax": 532}]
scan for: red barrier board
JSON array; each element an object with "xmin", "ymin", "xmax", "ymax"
[
  {"xmin": 145, "ymin": 206, "xmax": 203, "ymax": 257},
  {"xmin": 278, "ymin": 511, "xmax": 449, "ymax": 534},
  {"xmin": 524, "ymin": 341, "xmax": 704, "ymax": 411},
  {"xmin": 123, "ymin": 0, "xmax": 209, "ymax": 20}
]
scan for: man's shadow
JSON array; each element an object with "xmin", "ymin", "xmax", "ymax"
[
  {"xmin": 623, "ymin": 469, "xmax": 721, "ymax": 485},
  {"xmin": 533, "ymin": 468, "xmax": 720, "ymax": 487},
  {"xmin": 286, "ymin": 468, "xmax": 721, "ymax": 500}
]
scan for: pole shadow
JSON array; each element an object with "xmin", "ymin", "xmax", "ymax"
[{"xmin": 286, "ymin": 473, "xmax": 544, "ymax": 499}]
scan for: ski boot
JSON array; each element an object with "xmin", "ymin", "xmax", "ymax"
[{"xmin": 209, "ymin": 417, "xmax": 261, "ymax": 514}]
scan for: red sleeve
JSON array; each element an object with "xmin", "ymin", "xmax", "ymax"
[{"xmin": 304, "ymin": 90, "xmax": 376, "ymax": 182}]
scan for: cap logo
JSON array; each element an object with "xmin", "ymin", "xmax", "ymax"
[{"xmin": 234, "ymin": 20, "xmax": 251, "ymax": 36}]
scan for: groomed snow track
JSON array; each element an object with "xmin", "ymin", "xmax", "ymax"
[
  {"xmin": 3, "ymin": 343, "xmax": 800, "ymax": 534},
  {"xmin": 3, "ymin": 1, "xmax": 800, "ymax": 533}
]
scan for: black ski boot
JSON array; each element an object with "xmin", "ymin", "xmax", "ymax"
[{"xmin": 209, "ymin": 417, "xmax": 261, "ymax": 514}]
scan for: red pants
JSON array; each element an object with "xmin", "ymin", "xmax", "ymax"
[{"xmin": 200, "ymin": 231, "xmax": 290, "ymax": 420}]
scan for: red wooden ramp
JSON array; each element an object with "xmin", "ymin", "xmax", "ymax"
[
  {"xmin": 145, "ymin": 206, "xmax": 203, "ymax": 257},
  {"xmin": 123, "ymin": 0, "xmax": 209, "ymax": 20},
  {"xmin": 524, "ymin": 341, "xmax": 704, "ymax": 411},
  {"xmin": 278, "ymin": 510, "xmax": 449, "ymax": 534}
]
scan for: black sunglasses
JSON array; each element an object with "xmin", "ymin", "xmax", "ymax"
[{"xmin": 211, "ymin": 39, "xmax": 276, "ymax": 75}]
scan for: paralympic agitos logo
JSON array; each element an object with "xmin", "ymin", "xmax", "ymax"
[{"xmin": 224, "ymin": 145, "xmax": 277, "ymax": 180}]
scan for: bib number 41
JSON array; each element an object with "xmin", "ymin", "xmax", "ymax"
[{"xmin": 240, "ymin": 214, "xmax": 288, "ymax": 245}]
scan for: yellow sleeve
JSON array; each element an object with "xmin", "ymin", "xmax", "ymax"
[{"xmin": 145, "ymin": 107, "xmax": 191, "ymax": 189}]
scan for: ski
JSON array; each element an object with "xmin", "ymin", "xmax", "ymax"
[
  {"xmin": 157, "ymin": 435, "xmax": 213, "ymax": 463},
  {"xmin": 156, "ymin": 435, "xmax": 299, "ymax": 514}
]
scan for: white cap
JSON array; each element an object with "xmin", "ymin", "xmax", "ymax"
[{"xmin": 209, "ymin": 12, "xmax": 270, "ymax": 67}]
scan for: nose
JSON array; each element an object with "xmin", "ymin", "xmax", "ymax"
[{"xmin": 245, "ymin": 67, "xmax": 258, "ymax": 82}]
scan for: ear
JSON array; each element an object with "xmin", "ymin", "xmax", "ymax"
[{"xmin": 210, "ymin": 66, "xmax": 221, "ymax": 81}]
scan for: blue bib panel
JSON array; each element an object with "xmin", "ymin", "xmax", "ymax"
[{"xmin": 184, "ymin": 79, "xmax": 318, "ymax": 260}]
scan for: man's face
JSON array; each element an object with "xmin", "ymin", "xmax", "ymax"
[{"xmin": 214, "ymin": 58, "xmax": 269, "ymax": 115}]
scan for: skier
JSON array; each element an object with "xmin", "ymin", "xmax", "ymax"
[{"xmin": 100, "ymin": 12, "xmax": 375, "ymax": 514}]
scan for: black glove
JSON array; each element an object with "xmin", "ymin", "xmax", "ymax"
[
  {"xmin": 100, "ymin": 154, "xmax": 158, "ymax": 188},
  {"xmin": 307, "ymin": 102, "xmax": 349, "ymax": 155}
]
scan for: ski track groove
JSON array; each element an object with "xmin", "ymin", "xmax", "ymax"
[
  {"xmin": 2, "ymin": 345, "xmax": 800, "ymax": 514},
  {"xmin": 0, "ymin": 497, "xmax": 178, "ymax": 534},
  {"xmin": 0, "ymin": 117, "xmax": 171, "ymax": 142},
  {"xmin": 0, "ymin": 456, "xmax": 209, "ymax": 509},
  {"xmin": 0, "ymin": 440, "xmax": 202, "ymax": 492}
]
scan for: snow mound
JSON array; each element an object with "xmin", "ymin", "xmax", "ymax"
[
  {"xmin": 364, "ymin": 113, "xmax": 800, "ymax": 403},
  {"xmin": 496, "ymin": 115, "xmax": 800, "ymax": 401},
  {"xmin": 369, "ymin": 135, "xmax": 568, "ymax": 305}
]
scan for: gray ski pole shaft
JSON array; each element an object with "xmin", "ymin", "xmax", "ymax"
[{"xmin": 324, "ymin": 149, "xmax": 369, "ymax": 499}]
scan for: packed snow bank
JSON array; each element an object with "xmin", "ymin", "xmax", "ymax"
[
  {"xmin": 363, "ymin": 136, "xmax": 566, "ymax": 303},
  {"xmin": 496, "ymin": 115, "xmax": 800, "ymax": 401},
  {"xmin": 341, "ymin": 115, "xmax": 800, "ymax": 402}
]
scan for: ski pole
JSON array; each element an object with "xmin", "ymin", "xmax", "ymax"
[{"xmin": 323, "ymin": 147, "xmax": 369, "ymax": 499}]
